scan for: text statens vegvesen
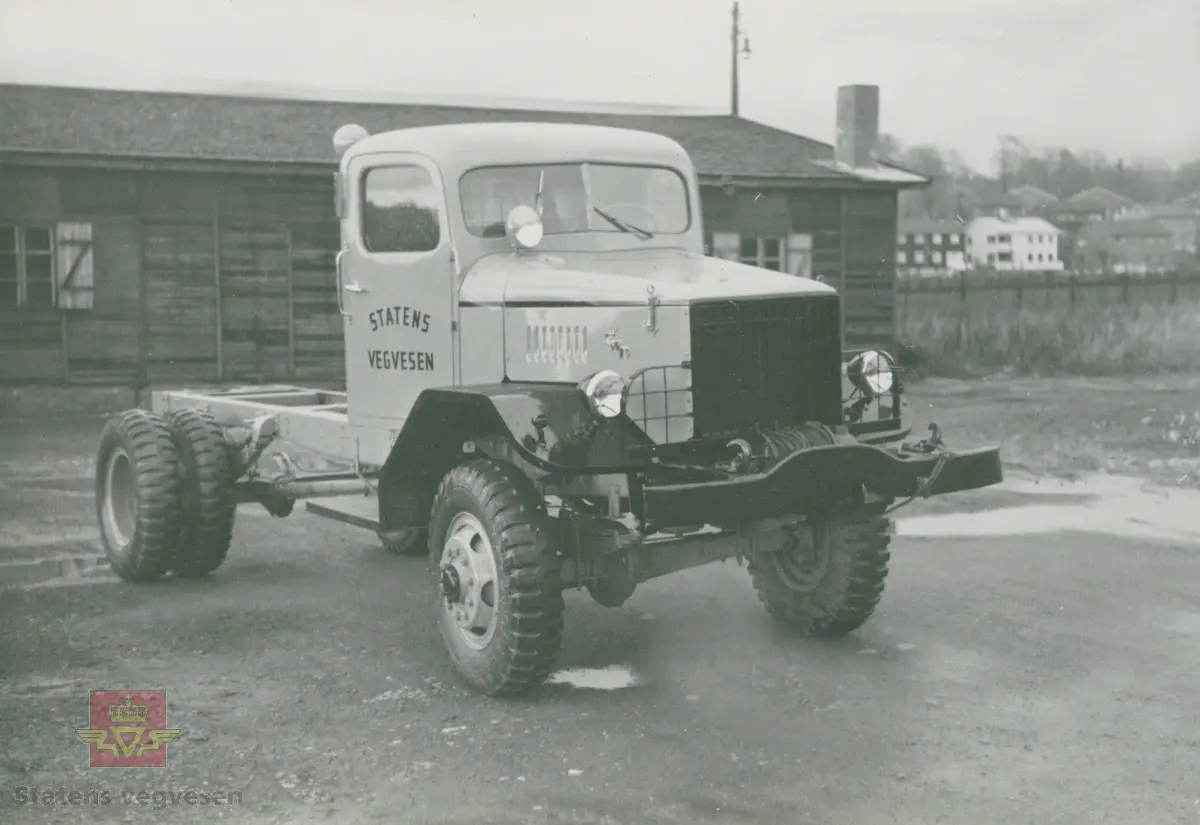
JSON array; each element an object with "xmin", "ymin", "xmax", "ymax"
[{"xmin": 367, "ymin": 305, "xmax": 435, "ymax": 372}]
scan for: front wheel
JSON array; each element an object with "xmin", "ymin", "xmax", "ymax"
[
  {"xmin": 428, "ymin": 458, "xmax": 564, "ymax": 696},
  {"xmin": 749, "ymin": 506, "xmax": 892, "ymax": 637}
]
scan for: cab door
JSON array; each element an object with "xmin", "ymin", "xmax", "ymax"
[{"xmin": 339, "ymin": 152, "xmax": 457, "ymax": 427}]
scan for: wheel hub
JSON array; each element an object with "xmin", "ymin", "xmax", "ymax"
[
  {"xmin": 437, "ymin": 513, "xmax": 500, "ymax": 650},
  {"xmin": 440, "ymin": 565, "xmax": 462, "ymax": 603},
  {"xmin": 770, "ymin": 523, "xmax": 831, "ymax": 594},
  {"xmin": 101, "ymin": 447, "xmax": 138, "ymax": 552}
]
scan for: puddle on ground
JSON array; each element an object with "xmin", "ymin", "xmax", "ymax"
[
  {"xmin": 545, "ymin": 665, "xmax": 643, "ymax": 691},
  {"xmin": 897, "ymin": 474, "xmax": 1200, "ymax": 543}
]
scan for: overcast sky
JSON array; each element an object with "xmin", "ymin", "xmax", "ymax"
[{"xmin": 1, "ymin": 0, "xmax": 1196, "ymax": 173}]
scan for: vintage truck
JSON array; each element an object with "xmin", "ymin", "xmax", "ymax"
[{"xmin": 93, "ymin": 121, "xmax": 1003, "ymax": 696}]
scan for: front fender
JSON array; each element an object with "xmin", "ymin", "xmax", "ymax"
[{"xmin": 383, "ymin": 383, "xmax": 655, "ymax": 481}]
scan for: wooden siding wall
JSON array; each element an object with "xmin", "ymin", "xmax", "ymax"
[
  {"xmin": 840, "ymin": 191, "xmax": 898, "ymax": 349},
  {"xmin": 0, "ymin": 170, "xmax": 900, "ymax": 383},
  {"xmin": 699, "ymin": 184, "xmax": 899, "ymax": 349},
  {"xmin": 0, "ymin": 166, "xmax": 342, "ymax": 383}
]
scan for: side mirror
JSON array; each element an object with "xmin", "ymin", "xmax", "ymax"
[{"xmin": 505, "ymin": 205, "xmax": 544, "ymax": 251}]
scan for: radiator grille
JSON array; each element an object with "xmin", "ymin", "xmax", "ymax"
[{"xmin": 688, "ymin": 295, "xmax": 843, "ymax": 437}]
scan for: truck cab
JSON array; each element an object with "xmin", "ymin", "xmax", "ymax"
[{"xmin": 333, "ymin": 121, "xmax": 892, "ymax": 463}]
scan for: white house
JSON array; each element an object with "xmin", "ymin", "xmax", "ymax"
[{"xmin": 965, "ymin": 216, "xmax": 1064, "ymax": 271}]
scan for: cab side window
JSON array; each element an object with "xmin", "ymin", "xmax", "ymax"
[{"xmin": 362, "ymin": 165, "xmax": 441, "ymax": 253}]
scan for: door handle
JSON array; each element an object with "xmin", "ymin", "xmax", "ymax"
[
  {"xmin": 343, "ymin": 283, "xmax": 366, "ymax": 294},
  {"xmin": 334, "ymin": 249, "xmax": 349, "ymax": 316}
]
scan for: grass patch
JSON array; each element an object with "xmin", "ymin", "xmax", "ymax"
[
  {"xmin": 904, "ymin": 374, "xmax": 1200, "ymax": 485},
  {"xmin": 900, "ymin": 299, "xmax": 1200, "ymax": 377}
]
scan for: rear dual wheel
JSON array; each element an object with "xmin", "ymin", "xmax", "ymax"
[
  {"xmin": 95, "ymin": 408, "xmax": 237, "ymax": 582},
  {"xmin": 165, "ymin": 408, "xmax": 238, "ymax": 578}
]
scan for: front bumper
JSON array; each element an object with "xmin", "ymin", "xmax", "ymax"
[{"xmin": 639, "ymin": 441, "xmax": 1003, "ymax": 530}]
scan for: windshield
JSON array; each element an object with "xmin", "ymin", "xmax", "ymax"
[{"xmin": 459, "ymin": 162, "xmax": 691, "ymax": 238}]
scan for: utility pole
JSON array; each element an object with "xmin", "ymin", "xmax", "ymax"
[{"xmin": 730, "ymin": 2, "xmax": 751, "ymax": 116}]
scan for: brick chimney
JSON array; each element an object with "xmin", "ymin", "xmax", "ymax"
[{"xmin": 835, "ymin": 84, "xmax": 880, "ymax": 169}]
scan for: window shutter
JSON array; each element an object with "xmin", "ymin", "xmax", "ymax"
[
  {"xmin": 786, "ymin": 233, "xmax": 813, "ymax": 278},
  {"xmin": 711, "ymin": 231, "xmax": 740, "ymax": 261},
  {"xmin": 55, "ymin": 222, "xmax": 95, "ymax": 310}
]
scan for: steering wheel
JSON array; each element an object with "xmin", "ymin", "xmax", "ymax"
[{"xmin": 597, "ymin": 202, "xmax": 657, "ymax": 232}]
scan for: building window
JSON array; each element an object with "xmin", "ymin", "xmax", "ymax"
[
  {"xmin": 931, "ymin": 250, "xmax": 943, "ymax": 265},
  {"xmin": 1037, "ymin": 253, "xmax": 1044, "ymax": 262},
  {"xmin": 897, "ymin": 233, "xmax": 906, "ymax": 245},
  {"xmin": 739, "ymin": 236, "xmax": 785, "ymax": 271},
  {"xmin": 914, "ymin": 250, "xmax": 925, "ymax": 264},
  {"xmin": 1028, "ymin": 253, "xmax": 1034, "ymax": 262},
  {"xmin": 949, "ymin": 233, "xmax": 960, "ymax": 245},
  {"xmin": 986, "ymin": 235, "xmax": 996, "ymax": 243},
  {"xmin": 897, "ymin": 250, "xmax": 907, "ymax": 264},
  {"xmin": 997, "ymin": 234, "xmax": 1011, "ymax": 243},
  {"xmin": 932, "ymin": 233, "xmax": 942, "ymax": 246},
  {"xmin": 362, "ymin": 165, "xmax": 441, "ymax": 253},
  {"xmin": 0, "ymin": 226, "xmax": 55, "ymax": 308},
  {"xmin": 997, "ymin": 251, "xmax": 1013, "ymax": 263},
  {"xmin": 914, "ymin": 233, "xmax": 925, "ymax": 245}
]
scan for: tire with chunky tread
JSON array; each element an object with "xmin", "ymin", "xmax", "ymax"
[
  {"xmin": 95, "ymin": 409, "xmax": 185, "ymax": 583},
  {"xmin": 166, "ymin": 408, "xmax": 238, "ymax": 578},
  {"xmin": 428, "ymin": 458, "xmax": 564, "ymax": 697},
  {"xmin": 749, "ymin": 507, "xmax": 892, "ymax": 638},
  {"xmin": 379, "ymin": 528, "xmax": 427, "ymax": 556}
]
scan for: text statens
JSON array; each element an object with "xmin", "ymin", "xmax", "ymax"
[{"xmin": 368, "ymin": 306, "xmax": 430, "ymax": 334}]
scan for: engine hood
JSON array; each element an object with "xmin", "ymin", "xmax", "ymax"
[{"xmin": 459, "ymin": 248, "xmax": 837, "ymax": 306}]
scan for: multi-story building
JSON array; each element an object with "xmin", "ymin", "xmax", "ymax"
[
  {"xmin": 1117, "ymin": 204, "xmax": 1199, "ymax": 253},
  {"xmin": 896, "ymin": 217, "xmax": 968, "ymax": 275},
  {"xmin": 964, "ymin": 216, "xmax": 1064, "ymax": 271},
  {"xmin": 1066, "ymin": 186, "xmax": 1137, "ymax": 220},
  {"xmin": 1073, "ymin": 219, "xmax": 1177, "ymax": 273}
]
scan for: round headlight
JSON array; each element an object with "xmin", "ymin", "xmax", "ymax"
[
  {"xmin": 579, "ymin": 370, "xmax": 626, "ymax": 419},
  {"xmin": 849, "ymin": 350, "xmax": 894, "ymax": 396},
  {"xmin": 505, "ymin": 205, "xmax": 544, "ymax": 250}
]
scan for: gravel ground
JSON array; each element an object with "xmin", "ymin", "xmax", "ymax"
[{"xmin": 2, "ymin": 382, "xmax": 1199, "ymax": 824}]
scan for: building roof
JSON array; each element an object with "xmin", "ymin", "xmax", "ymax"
[
  {"xmin": 969, "ymin": 216, "xmax": 1062, "ymax": 234},
  {"xmin": 1097, "ymin": 218, "xmax": 1174, "ymax": 237},
  {"xmin": 969, "ymin": 192, "xmax": 1026, "ymax": 209},
  {"xmin": 1042, "ymin": 200, "xmax": 1109, "ymax": 216},
  {"xmin": 1007, "ymin": 184, "xmax": 1059, "ymax": 204},
  {"xmin": 1133, "ymin": 203, "xmax": 1200, "ymax": 219},
  {"xmin": 1066, "ymin": 186, "xmax": 1136, "ymax": 208},
  {"xmin": 898, "ymin": 216, "xmax": 967, "ymax": 235},
  {"xmin": 1174, "ymin": 190, "xmax": 1200, "ymax": 209},
  {"xmin": 0, "ymin": 83, "xmax": 927, "ymax": 186}
]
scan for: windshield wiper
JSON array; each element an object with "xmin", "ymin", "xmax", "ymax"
[{"xmin": 592, "ymin": 206, "xmax": 654, "ymax": 240}]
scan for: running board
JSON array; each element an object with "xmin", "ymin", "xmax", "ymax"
[{"xmin": 305, "ymin": 496, "xmax": 381, "ymax": 532}]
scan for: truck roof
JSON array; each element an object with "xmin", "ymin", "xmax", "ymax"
[{"xmin": 344, "ymin": 121, "xmax": 695, "ymax": 173}]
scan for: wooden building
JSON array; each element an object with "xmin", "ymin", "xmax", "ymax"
[{"xmin": 0, "ymin": 83, "xmax": 926, "ymax": 384}]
